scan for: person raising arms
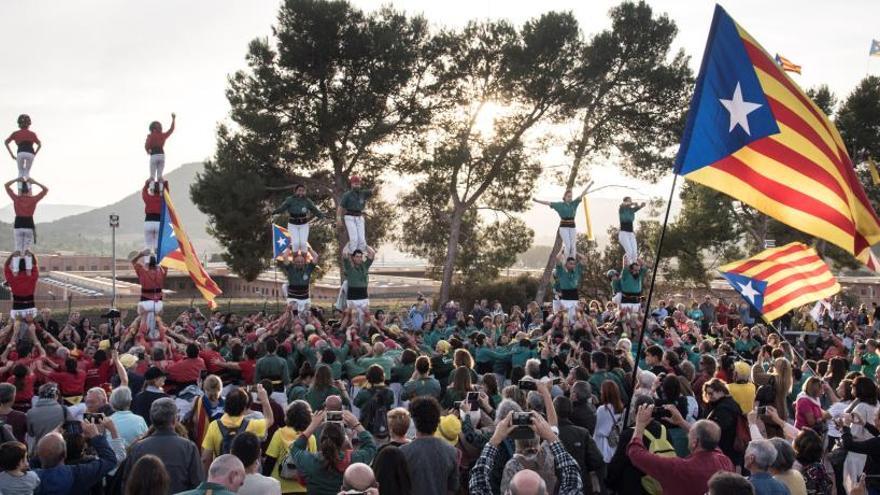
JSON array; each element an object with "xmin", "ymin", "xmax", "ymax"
[{"xmin": 145, "ymin": 113, "xmax": 175, "ymax": 186}]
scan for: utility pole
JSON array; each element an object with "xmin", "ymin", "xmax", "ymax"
[{"xmin": 109, "ymin": 214, "xmax": 119, "ymax": 308}]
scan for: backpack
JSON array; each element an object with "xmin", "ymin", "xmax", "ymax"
[
  {"xmin": 278, "ymin": 450, "xmax": 299, "ymax": 480},
  {"xmin": 641, "ymin": 425, "xmax": 676, "ymax": 495},
  {"xmin": 733, "ymin": 413, "xmax": 750, "ymax": 454},
  {"xmin": 603, "ymin": 406, "xmax": 621, "ymax": 451},
  {"xmin": 362, "ymin": 389, "xmax": 390, "ymax": 438},
  {"xmin": 217, "ymin": 418, "xmax": 250, "ymax": 455},
  {"xmin": 0, "ymin": 420, "xmax": 14, "ymax": 444}
]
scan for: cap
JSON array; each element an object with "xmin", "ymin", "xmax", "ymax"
[
  {"xmin": 144, "ymin": 366, "xmax": 166, "ymax": 381},
  {"xmin": 118, "ymin": 353, "xmax": 138, "ymax": 368},
  {"xmin": 434, "ymin": 415, "xmax": 462, "ymax": 446}
]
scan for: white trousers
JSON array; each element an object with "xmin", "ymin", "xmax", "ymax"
[
  {"xmin": 287, "ymin": 223, "xmax": 309, "ymax": 254},
  {"xmin": 618, "ymin": 230, "xmax": 638, "ymax": 265},
  {"xmin": 335, "ymin": 280, "xmax": 348, "ymax": 311},
  {"xmin": 149, "ymin": 154, "xmax": 165, "ymax": 182},
  {"xmin": 144, "ymin": 221, "xmax": 160, "ymax": 254},
  {"xmin": 560, "ymin": 299, "xmax": 578, "ymax": 321},
  {"xmin": 10, "ymin": 307, "xmax": 37, "ymax": 320},
  {"xmin": 612, "ymin": 293, "xmax": 622, "ymax": 305},
  {"xmin": 16, "ymin": 152, "xmax": 34, "ymax": 180},
  {"xmin": 344, "ymin": 215, "xmax": 366, "ymax": 253},
  {"xmin": 558, "ymin": 227, "xmax": 577, "ymax": 259},
  {"xmin": 621, "ymin": 302, "xmax": 641, "ymax": 314},
  {"xmin": 347, "ymin": 297, "xmax": 369, "ymax": 326},
  {"xmin": 287, "ymin": 298, "xmax": 311, "ymax": 314},
  {"xmin": 138, "ymin": 300, "xmax": 164, "ymax": 339},
  {"xmin": 12, "ymin": 229, "xmax": 34, "ymax": 273}
]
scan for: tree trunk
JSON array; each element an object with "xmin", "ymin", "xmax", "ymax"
[
  {"xmin": 334, "ymin": 171, "xmax": 349, "ymax": 280},
  {"xmin": 439, "ymin": 208, "xmax": 465, "ymax": 304}
]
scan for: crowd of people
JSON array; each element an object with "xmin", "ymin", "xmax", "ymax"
[
  {"xmin": 0, "ymin": 291, "xmax": 876, "ymax": 495},
  {"xmin": 2, "ymin": 116, "xmax": 879, "ymax": 495}
]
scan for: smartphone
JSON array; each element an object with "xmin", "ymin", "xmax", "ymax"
[
  {"xmin": 757, "ymin": 406, "xmax": 767, "ymax": 415},
  {"xmin": 326, "ymin": 411, "xmax": 344, "ymax": 423},
  {"xmin": 551, "ymin": 377, "xmax": 562, "ymax": 385},
  {"xmin": 453, "ymin": 401, "xmax": 463, "ymax": 409},
  {"xmin": 466, "ymin": 391, "xmax": 479, "ymax": 405},
  {"xmin": 83, "ymin": 412, "xmax": 105, "ymax": 424},
  {"xmin": 518, "ymin": 380, "xmax": 538, "ymax": 391}
]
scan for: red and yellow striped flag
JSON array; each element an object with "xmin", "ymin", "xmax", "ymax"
[
  {"xmin": 720, "ymin": 242, "xmax": 840, "ymax": 322},
  {"xmin": 676, "ymin": 6, "xmax": 880, "ymax": 272},
  {"xmin": 774, "ymin": 53, "xmax": 802, "ymax": 74},
  {"xmin": 157, "ymin": 190, "xmax": 223, "ymax": 309}
]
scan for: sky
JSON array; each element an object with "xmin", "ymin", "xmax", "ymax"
[{"xmin": 1, "ymin": 0, "xmax": 878, "ymax": 227}]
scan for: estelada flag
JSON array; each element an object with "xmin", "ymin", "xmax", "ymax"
[
  {"xmin": 720, "ymin": 242, "xmax": 840, "ymax": 322},
  {"xmin": 676, "ymin": 5, "xmax": 880, "ymax": 271},
  {"xmin": 272, "ymin": 224, "xmax": 292, "ymax": 260},
  {"xmin": 774, "ymin": 53, "xmax": 801, "ymax": 74},
  {"xmin": 157, "ymin": 190, "xmax": 222, "ymax": 309}
]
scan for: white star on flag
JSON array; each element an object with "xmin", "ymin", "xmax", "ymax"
[
  {"xmin": 720, "ymin": 82, "xmax": 762, "ymax": 135},
  {"xmin": 276, "ymin": 237, "xmax": 287, "ymax": 247},
  {"xmin": 737, "ymin": 280, "xmax": 760, "ymax": 305}
]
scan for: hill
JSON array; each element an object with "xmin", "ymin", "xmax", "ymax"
[
  {"xmin": 11, "ymin": 163, "xmax": 218, "ymax": 256},
  {"xmin": 0, "ymin": 204, "xmax": 92, "ymax": 224}
]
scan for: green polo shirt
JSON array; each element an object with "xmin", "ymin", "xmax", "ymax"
[
  {"xmin": 340, "ymin": 188, "xmax": 373, "ymax": 212},
  {"xmin": 255, "ymin": 354, "xmax": 290, "ymax": 386},
  {"xmin": 619, "ymin": 204, "xmax": 643, "ymax": 224},
  {"xmin": 281, "ymin": 262, "xmax": 316, "ymax": 287},
  {"xmin": 343, "ymin": 257, "xmax": 373, "ymax": 288},
  {"xmin": 620, "ymin": 267, "xmax": 647, "ymax": 294},
  {"xmin": 176, "ymin": 482, "xmax": 237, "ymax": 495},
  {"xmin": 550, "ymin": 200, "xmax": 580, "ymax": 219},
  {"xmin": 555, "ymin": 263, "xmax": 582, "ymax": 290},
  {"xmin": 273, "ymin": 196, "xmax": 324, "ymax": 219},
  {"xmin": 402, "ymin": 377, "xmax": 442, "ymax": 400}
]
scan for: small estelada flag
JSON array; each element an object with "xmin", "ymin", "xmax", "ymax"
[
  {"xmin": 774, "ymin": 53, "xmax": 802, "ymax": 74},
  {"xmin": 719, "ymin": 242, "xmax": 840, "ymax": 322}
]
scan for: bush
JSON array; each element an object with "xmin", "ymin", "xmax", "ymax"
[{"xmin": 449, "ymin": 274, "xmax": 541, "ymax": 309}]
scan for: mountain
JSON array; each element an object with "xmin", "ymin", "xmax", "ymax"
[
  {"xmin": 30, "ymin": 162, "xmax": 219, "ymax": 256},
  {"xmin": 0, "ymin": 204, "xmax": 93, "ymax": 224}
]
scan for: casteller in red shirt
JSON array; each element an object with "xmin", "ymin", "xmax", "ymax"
[
  {"xmin": 166, "ymin": 357, "xmax": 206, "ymax": 384},
  {"xmin": 144, "ymin": 117, "xmax": 175, "ymax": 154},
  {"xmin": 49, "ymin": 367, "xmax": 86, "ymax": 397},
  {"xmin": 5, "ymin": 182, "xmax": 47, "ymax": 218},
  {"xmin": 4, "ymin": 257, "xmax": 38, "ymax": 301},
  {"xmin": 133, "ymin": 262, "xmax": 167, "ymax": 302},
  {"xmin": 6, "ymin": 371, "xmax": 35, "ymax": 404},
  {"xmin": 6, "ymin": 129, "xmax": 40, "ymax": 154},
  {"xmin": 84, "ymin": 358, "xmax": 114, "ymax": 390},
  {"xmin": 199, "ymin": 348, "xmax": 225, "ymax": 374},
  {"xmin": 142, "ymin": 180, "xmax": 168, "ymax": 216}
]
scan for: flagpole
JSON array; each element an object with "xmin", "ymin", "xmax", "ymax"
[{"xmin": 621, "ymin": 172, "xmax": 679, "ymax": 428}]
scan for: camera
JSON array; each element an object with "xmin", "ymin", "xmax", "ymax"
[
  {"xmin": 510, "ymin": 412, "xmax": 535, "ymax": 440},
  {"xmin": 652, "ymin": 407, "xmax": 670, "ymax": 420},
  {"xmin": 83, "ymin": 413, "xmax": 105, "ymax": 424},
  {"xmin": 453, "ymin": 401, "xmax": 463, "ymax": 409},
  {"xmin": 326, "ymin": 411, "xmax": 344, "ymax": 423},
  {"xmin": 518, "ymin": 379, "xmax": 538, "ymax": 391},
  {"xmin": 512, "ymin": 412, "xmax": 532, "ymax": 426}
]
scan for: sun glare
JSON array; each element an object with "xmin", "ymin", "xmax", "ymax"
[{"xmin": 472, "ymin": 101, "xmax": 509, "ymax": 137}]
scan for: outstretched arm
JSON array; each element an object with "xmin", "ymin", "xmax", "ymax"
[
  {"xmin": 166, "ymin": 113, "xmax": 176, "ymax": 136},
  {"xmin": 532, "ymin": 198, "xmax": 551, "ymax": 206},
  {"xmin": 576, "ymin": 181, "xmax": 594, "ymax": 199}
]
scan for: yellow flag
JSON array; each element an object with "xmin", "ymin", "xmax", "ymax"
[
  {"xmin": 582, "ymin": 196, "xmax": 593, "ymax": 241},
  {"xmin": 869, "ymin": 158, "xmax": 880, "ymax": 186}
]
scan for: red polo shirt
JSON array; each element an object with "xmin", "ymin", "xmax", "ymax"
[
  {"xmin": 166, "ymin": 357, "xmax": 206, "ymax": 383},
  {"xmin": 627, "ymin": 437, "xmax": 734, "ymax": 495},
  {"xmin": 49, "ymin": 369, "xmax": 86, "ymax": 397},
  {"xmin": 199, "ymin": 350, "xmax": 225, "ymax": 374}
]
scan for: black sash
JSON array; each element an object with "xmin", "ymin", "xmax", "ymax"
[
  {"xmin": 12, "ymin": 295, "xmax": 34, "ymax": 310},
  {"xmin": 149, "ymin": 147, "xmax": 164, "ymax": 155},
  {"xmin": 348, "ymin": 286, "xmax": 368, "ymax": 300},
  {"xmin": 288, "ymin": 286, "xmax": 309, "ymax": 299},
  {"xmin": 145, "ymin": 213, "xmax": 161, "ymax": 222},
  {"xmin": 17, "ymin": 143, "xmax": 34, "ymax": 154},
  {"xmin": 560, "ymin": 289, "xmax": 579, "ymax": 301},
  {"xmin": 559, "ymin": 218, "xmax": 575, "ymax": 228},
  {"xmin": 620, "ymin": 221, "xmax": 634, "ymax": 232},
  {"xmin": 289, "ymin": 215, "xmax": 309, "ymax": 225},
  {"xmin": 345, "ymin": 210, "xmax": 362, "ymax": 216}
]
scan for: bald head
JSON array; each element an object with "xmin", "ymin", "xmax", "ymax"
[
  {"xmin": 509, "ymin": 469, "xmax": 546, "ymax": 495},
  {"xmin": 325, "ymin": 395, "xmax": 342, "ymax": 411},
  {"xmin": 342, "ymin": 463, "xmax": 376, "ymax": 491},
  {"xmin": 37, "ymin": 432, "xmax": 67, "ymax": 468},
  {"xmin": 373, "ymin": 342, "xmax": 385, "ymax": 355},
  {"xmin": 208, "ymin": 454, "xmax": 246, "ymax": 492}
]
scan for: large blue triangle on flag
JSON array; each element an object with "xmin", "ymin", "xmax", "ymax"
[
  {"xmin": 272, "ymin": 224, "xmax": 291, "ymax": 259},
  {"xmin": 721, "ymin": 271, "xmax": 767, "ymax": 313},
  {"xmin": 674, "ymin": 5, "xmax": 780, "ymax": 175},
  {"xmin": 157, "ymin": 199, "xmax": 178, "ymax": 262}
]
